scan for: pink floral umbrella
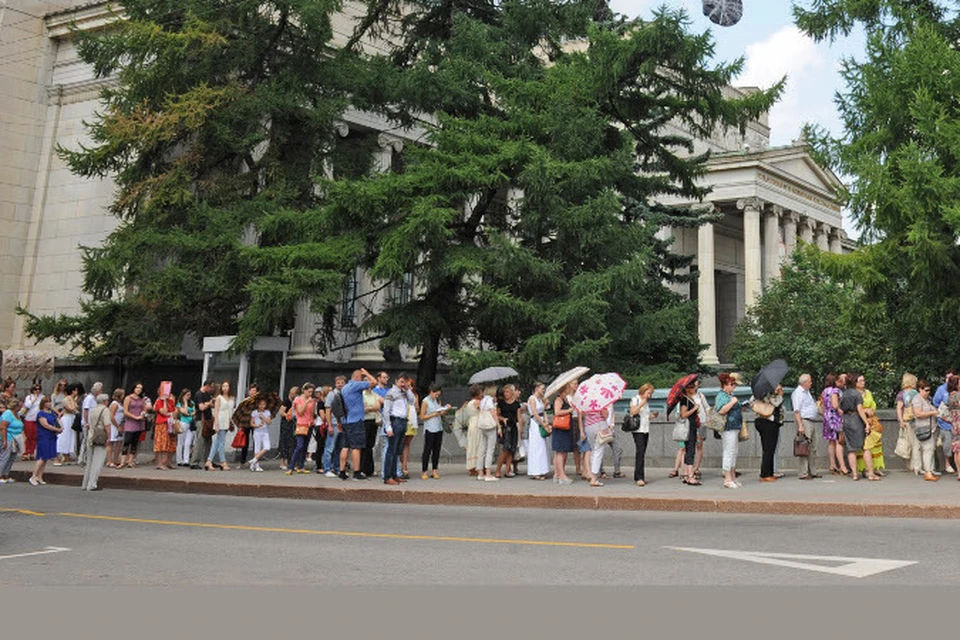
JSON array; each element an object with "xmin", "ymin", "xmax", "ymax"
[{"xmin": 572, "ymin": 373, "xmax": 627, "ymax": 413}]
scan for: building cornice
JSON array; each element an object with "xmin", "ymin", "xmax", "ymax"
[{"xmin": 46, "ymin": 2, "xmax": 122, "ymax": 38}]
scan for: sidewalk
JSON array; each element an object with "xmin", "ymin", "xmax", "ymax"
[{"xmin": 9, "ymin": 458, "xmax": 960, "ymax": 518}]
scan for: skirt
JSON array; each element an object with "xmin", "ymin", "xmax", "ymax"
[
  {"xmin": 842, "ymin": 416, "xmax": 865, "ymax": 454},
  {"xmin": 36, "ymin": 434, "xmax": 57, "ymax": 461},
  {"xmin": 551, "ymin": 427, "xmax": 574, "ymax": 453},
  {"xmin": 56, "ymin": 414, "xmax": 76, "ymax": 455},
  {"xmin": 498, "ymin": 423, "xmax": 518, "ymax": 454},
  {"xmin": 153, "ymin": 421, "xmax": 176, "ymax": 453},
  {"xmin": 526, "ymin": 423, "xmax": 551, "ymax": 476}
]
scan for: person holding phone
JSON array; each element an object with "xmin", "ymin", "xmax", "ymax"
[
  {"xmin": 629, "ymin": 383, "xmax": 659, "ymax": 487},
  {"xmin": 419, "ymin": 383, "xmax": 449, "ymax": 479}
]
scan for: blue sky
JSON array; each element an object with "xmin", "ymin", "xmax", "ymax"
[{"xmin": 609, "ymin": 1, "xmax": 865, "ymax": 147}]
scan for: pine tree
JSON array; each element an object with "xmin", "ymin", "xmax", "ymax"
[{"xmin": 795, "ymin": 0, "xmax": 960, "ymax": 374}]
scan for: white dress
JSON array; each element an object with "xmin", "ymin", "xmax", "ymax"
[
  {"xmin": 57, "ymin": 413, "xmax": 76, "ymax": 455},
  {"xmin": 526, "ymin": 395, "xmax": 551, "ymax": 476}
]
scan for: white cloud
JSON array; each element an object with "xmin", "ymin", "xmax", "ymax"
[{"xmin": 736, "ymin": 25, "xmax": 834, "ymax": 146}]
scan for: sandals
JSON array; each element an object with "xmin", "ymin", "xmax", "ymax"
[
  {"xmin": 613, "ymin": 472, "xmax": 625, "ymax": 479},
  {"xmin": 668, "ymin": 470, "xmax": 680, "ymax": 478},
  {"xmin": 589, "ymin": 481, "xmax": 604, "ymax": 487},
  {"xmin": 682, "ymin": 477, "xmax": 702, "ymax": 486}
]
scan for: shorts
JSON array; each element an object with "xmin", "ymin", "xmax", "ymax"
[
  {"xmin": 343, "ymin": 421, "xmax": 366, "ymax": 449},
  {"xmin": 253, "ymin": 428, "xmax": 270, "ymax": 452}
]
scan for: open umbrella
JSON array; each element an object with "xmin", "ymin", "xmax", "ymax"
[
  {"xmin": 666, "ymin": 373, "xmax": 700, "ymax": 416},
  {"xmin": 544, "ymin": 366, "xmax": 590, "ymax": 400},
  {"xmin": 232, "ymin": 391, "xmax": 282, "ymax": 430},
  {"xmin": 571, "ymin": 373, "xmax": 627, "ymax": 412},
  {"xmin": 751, "ymin": 359, "xmax": 789, "ymax": 399},
  {"xmin": 468, "ymin": 366, "xmax": 519, "ymax": 385}
]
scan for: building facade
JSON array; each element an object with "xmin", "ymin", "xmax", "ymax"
[{"xmin": 0, "ymin": 1, "xmax": 847, "ymax": 375}]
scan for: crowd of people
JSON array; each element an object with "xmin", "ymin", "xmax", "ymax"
[{"xmin": 2, "ymin": 368, "xmax": 958, "ymax": 490}]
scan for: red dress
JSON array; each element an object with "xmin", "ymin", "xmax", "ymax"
[{"xmin": 153, "ymin": 397, "xmax": 177, "ymax": 453}]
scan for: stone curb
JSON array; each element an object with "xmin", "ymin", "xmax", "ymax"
[{"xmin": 12, "ymin": 469, "xmax": 960, "ymax": 519}]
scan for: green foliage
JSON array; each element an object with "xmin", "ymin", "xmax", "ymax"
[
  {"xmin": 728, "ymin": 249, "xmax": 897, "ymax": 404},
  {"xmin": 793, "ymin": 0, "xmax": 960, "ymax": 375}
]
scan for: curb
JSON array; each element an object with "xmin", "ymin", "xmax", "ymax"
[{"xmin": 12, "ymin": 470, "xmax": 960, "ymax": 519}]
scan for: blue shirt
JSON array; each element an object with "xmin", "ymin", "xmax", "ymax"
[
  {"xmin": 714, "ymin": 391, "xmax": 742, "ymax": 431},
  {"xmin": 2, "ymin": 409, "xmax": 23, "ymax": 440},
  {"xmin": 934, "ymin": 383, "xmax": 951, "ymax": 430},
  {"xmin": 341, "ymin": 380, "xmax": 371, "ymax": 424}
]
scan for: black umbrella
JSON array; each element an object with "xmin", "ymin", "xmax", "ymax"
[{"xmin": 751, "ymin": 359, "xmax": 789, "ymax": 399}]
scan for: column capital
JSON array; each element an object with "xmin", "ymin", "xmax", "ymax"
[
  {"xmin": 798, "ymin": 216, "xmax": 816, "ymax": 232},
  {"xmin": 377, "ymin": 133, "xmax": 405, "ymax": 153},
  {"xmin": 829, "ymin": 227, "xmax": 846, "ymax": 241},
  {"xmin": 785, "ymin": 211, "xmax": 800, "ymax": 225},
  {"xmin": 769, "ymin": 204, "xmax": 784, "ymax": 219},
  {"xmin": 736, "ymin": 197, "xmax": 764, "ymax": 212}
]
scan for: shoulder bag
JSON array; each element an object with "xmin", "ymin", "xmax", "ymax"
[
  {"xmin": 552, "ymin": 412, "xmax": 571, "ymax": 430},
  {"xmin": 621, "ymin": 414, "xmax": 638, "ymax": 432},
  {"xmin": 477, "ymin": 409, "xmax": 498, "ymax": 431},
  {"xmin": 752, "ymin": 399, "xmax": 774, "ymax": 419},
  {"xmin": 596, "ymin": 427, "xmax": 614, "ymax": 445},
  {"xmin": 672, "ymin": 418, "xmax": 689, "ymax": 442},
  {"xmin": 704, "ymin": 409, "xmax": 725, "ymax": 432}
]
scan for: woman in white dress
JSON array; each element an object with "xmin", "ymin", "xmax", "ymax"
[
  {"xmin": 55, "ymin": 384, "xmax": 80, "ymax": 465},
  {"xmin": 526, "ymin": 382, "xmax": 551, "ymax": 479}
]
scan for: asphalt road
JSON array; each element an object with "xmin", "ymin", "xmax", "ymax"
[{"xmin": 0, "ymin": 484, "xmax": 955, "ymax": 586}]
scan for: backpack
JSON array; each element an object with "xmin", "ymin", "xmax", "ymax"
[{"xmin": 330, "ymin": 391, "xmax": 347, "ymax": 421}]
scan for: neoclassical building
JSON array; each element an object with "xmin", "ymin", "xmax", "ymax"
[{"xmin": 0, "ymin": 1, "xmax": 847, "ymax": 380}]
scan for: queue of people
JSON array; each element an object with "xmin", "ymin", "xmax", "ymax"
[{"xmin": 0, "ymin": 369, "xmax": 955, "ymax": 490}]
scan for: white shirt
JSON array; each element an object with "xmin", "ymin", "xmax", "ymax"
[
  {"xmin": 384, "ymin": 385, "xmax": 415, "ymax": 419},
  {"xmin": 630, "ymin": 396, "xmax": 651, "ymax": 434},
  {"xmin": 791, "ymin": 386, "xmax": 818, "ymax": 420},
  {"xmin": 251, "ymin": 409, "xmax": 271, "ymax": 428},
  {"xmin": 81, "ymin": 393, "xmax": 97, "ymax": 426},
  {"xmin": 23, "ymin": 393, "xmax": 43, "ymax": 421}
]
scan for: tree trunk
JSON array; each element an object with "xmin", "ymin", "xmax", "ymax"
[{"xmin": 415, "ymin": 331, "xmax": 441, "ymax": 400}]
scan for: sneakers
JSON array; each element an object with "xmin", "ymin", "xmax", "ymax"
[
  {"xmin": 352, "ymin": 471, "xmax": 367, "ymax": 480},
  {"xmin": 0, "ymin": 478, "xmax": 8, "ymax": 484},
  {"xmin": 723, "ymin": 481, "xmax": 738, "ymax": 489},
  {"xmin": 249, "ymin": 460, "xmax": 257, "ymax": 471},
  {"xmin": 324, "ymin": 470, "xmax": 336, "ymax": 478},
  {"xmin": 948, "ymin": 466, "xmax": 957, "ymax": 474},
  {"xmin": 254, "ymin": 463, "xmax": 264, "ymax": 472},
  {"xmin": 338, "ymin": 470, "xmax": 349, "ymax": 480},
  {"xmin": 28, "ymin": 477, "xmax": 40, "ymax": 486},
  {"xmin": 483, "ymin": 475, "xmax": 499, "ymax": 482}
]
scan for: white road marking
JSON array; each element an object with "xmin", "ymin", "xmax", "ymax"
[
  {"xmin": 0, "ymin": 546, "xmax": 70, "ymax": 561},
  {"xmin": 667, "ymin": 546, "xmax": 916, "ymax": 578}
]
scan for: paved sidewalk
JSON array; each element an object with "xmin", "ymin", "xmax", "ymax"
[{"xmin": 8, "ymin": 458, "xmax": 960, "ymax": 518}]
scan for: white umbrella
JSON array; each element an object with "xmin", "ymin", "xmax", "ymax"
[
  {"xmin": 544, "ymin": 366, "xmax": 590, "ymax": 400},
  {"xmin": 468, "ymin": 366, "xmax": 519, "ymax": 385}
]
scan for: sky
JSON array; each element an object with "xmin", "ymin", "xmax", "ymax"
[{"xmin": 608, "ymin": 0, "xmax": 865, "ymax": 147}]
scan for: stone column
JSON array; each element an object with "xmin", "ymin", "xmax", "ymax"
[
  {"xmin": 737, "ymin": 197, "xmax": 763, "ymax": 309},
  {"xmin": 816, "ymin": 223, "xmax": 830, "ymax": 251},
  {"xmin": 763, "ymin": 205, "xmax": 782, "ymax": 287},
  {"xmin": 799, "ymin": 217, "xmax": 814, "ymax": 245},
  {"xmin": 782, "ymin": 212, "xmax": 798, "ymax": 261},
  {"xmin": 828, "ymin": 228, "xmax": 843, "ymax": 254},
  {"xmin": 697, "ymin": 222, "xmax": 719, "ymax": 366}
]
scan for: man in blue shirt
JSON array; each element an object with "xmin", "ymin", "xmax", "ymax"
[
  {"xmin": 933, "ymin": 370, "xmax": 956, "ymax": 474},
  {"xmin": 337, "ymin": 368, "xmax": 377, "ymax": 480}
]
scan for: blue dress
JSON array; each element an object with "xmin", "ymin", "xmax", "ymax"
[{"xmin": 35, "ymin": 410, "xmax": 58, "ymax": 461}]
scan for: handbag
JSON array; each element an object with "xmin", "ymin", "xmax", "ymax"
[
  {"xmin": 231, "ymin": 428, "xmax": 248, "ymax": 449},
  {"xmin": 201, "ymin": 417, "xmax": 214, "ymax": 438},
  {"xmin": 538, "ymin": 424, "xmax": 550, "ymax": 438},
  {"xmin": 90, "ymin": 408, "xmax": 109, "ymax": 446},
  {"xmin": 672, "ymin": 419, "xmax": 689, "ymax": 442},
  {"xmin": 752, "ymin": 399, "xmax": 774, "ymax": 418},
  {"xmin": 738, "ymin": 418, "xmax": 749, "ymax": 442},
  {"xmin": 477, "ymin": 410, "xmax": 498, "ymax": 431},
  {"xmin": 596, "ymin": 427, "xmax": 614, "ymax": 446},
  {"xmin": 793, "ymin": 434, "xmax": 810, "ymax": 457},
  {"xmin": 621, "ymin": 414, "xmax": 638, "ymax": 432},
  {"xmin": 895, "ymin": 427, "xmax": 912, "ymax": 459},
  {"xmin": 704, "ymin": 409, "xmax": 725, "ymax": 432},
  {"xmin": 552, "ymin": 413, "xmax": 571, "ymax": 430}
]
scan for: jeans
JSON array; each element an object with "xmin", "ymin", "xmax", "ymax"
[
  {"xmin": 632, "ymin": 432, "xmax": 649, "ymax": 482},
  {"xmin": 323, "ymin": 428, "xmax": 343, "ymax": 473},
  {"xmin": 0, "ymin": 437, "xmax": 22, "ymax": 477},
  {"xmin": 208, "ymin": 429, "xmax": 227, "ymax": 464},
  {"xmin": 82, "ymin": 445, "xmax": 107, "ymax": 490},
  {"xmin": 380, "ymin": 427, "xmax": 402, "ymax": 478},
  {"xmin": 756, "ymin": 418, "xmax": 779, "ymax": 478},
  {"xmin": 721, "ymin": 429, "xmax": 739, "ymax": 472},
  {"xmin": 422, "ymin": 430, "xmax": 443, "ymax": 472},
  {"xmin": 290, "ymin": 434, "xmax": 308, "ymax": 470},
  {"xmin": 383, "ymin": 417, "xmax": 406, "ymax": 481},
  {"xmin": 177, "ymin": 429, "xmax": 194, "ymax": 465}
]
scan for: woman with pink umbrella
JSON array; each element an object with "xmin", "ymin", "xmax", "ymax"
[
  {"xmin": 573, "ymin": 373, "xmax": 627, "ymax": 488},
  {"xmin": 667, "ymin": 374, "xmax": 703, "ymax": 486}
]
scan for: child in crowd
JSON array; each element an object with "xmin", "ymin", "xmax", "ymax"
[{"xmin": 249, "ymin": 398, "xmax": 271, "ymax": 472}]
